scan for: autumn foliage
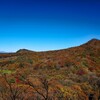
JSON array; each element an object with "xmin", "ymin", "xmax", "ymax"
[{"xmin": 0, "ymin": 39, "xmax": 100, "ymax": 100}]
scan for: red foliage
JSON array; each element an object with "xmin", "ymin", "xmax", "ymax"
[
  {"xmin": 88, "ymin": 67, "xmax": 95, "ymax": 72},
  {"xmin": 15, "ymin": 77, "xmax": 20, "ymax": 83}
]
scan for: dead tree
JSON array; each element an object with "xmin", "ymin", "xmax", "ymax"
[
  {"xmin": 1, "ymin": 74, "xmax": 28, "ymax": 100},
  {"xmin": 26, "ymin": 75, "xmax": 50, "ymax": 100}
]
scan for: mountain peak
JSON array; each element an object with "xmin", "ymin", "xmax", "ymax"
[
  {"xmin": 87, "ymin": 38, "xmax": 100, "ymax": 44},
  {"xmin": 88, "ymin": 38, "xmax": 99, "ymax": 42},
  {"xmin": 82, "ymin": 38, "xmax": 100, "ymax": 48},
  {"xmin": 16, "ymin": 49, "xmax": 34, "ymax": 53}
]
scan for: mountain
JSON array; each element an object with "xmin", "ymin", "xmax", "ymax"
[
  {"xmin": 0, "ymin": 39, "xmax": 100, "ymax": 99},
  {"xmin": 16, "ymin": 49, "xmax": 34, "ymax": 53},
  {"xmin": 0, "ymin": 51, "xmax": 8, "ymax": 53},
  {"xmin": 81, "ymin": 38, "xmax": 100, "ymax": 47}
]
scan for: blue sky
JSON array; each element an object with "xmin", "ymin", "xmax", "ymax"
[{"xmin": 0, "ymin": 0, "xmax": 100, "ymax": 52}]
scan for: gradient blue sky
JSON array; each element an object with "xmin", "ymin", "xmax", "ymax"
[{"xmin": 0, "ymin": 0, "xmax": 100, "ymax": 52}]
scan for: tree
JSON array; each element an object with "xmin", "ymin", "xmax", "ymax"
[
  {"xmin": 0, "ymin": 74, "xmax": 28, "ymax": 100},
  {"xmin": 26, "ymin": 75, "xmax": 50, "ymax": 100}
]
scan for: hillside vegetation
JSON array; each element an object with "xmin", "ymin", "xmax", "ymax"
[{"xmin": 0, "ymin": 39, "xmax": 100, "ymax": 100}]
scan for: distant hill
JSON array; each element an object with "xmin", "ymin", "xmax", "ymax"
[
  {"xmin": 0, "ymin": 51, "xmax": 8, "ymax": 53},
  {"xmin": 16, "ymin": 49, "xmax": 34, "ymax": 53}
]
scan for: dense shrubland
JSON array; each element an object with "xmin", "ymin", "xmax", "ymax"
[{"xmin": 0, "ymin": 39, "xmax": 100, "ymax": 100}]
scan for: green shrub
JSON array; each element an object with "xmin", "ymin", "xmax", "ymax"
[{"xmin": 9, "ymin": 79, "xmax": 15, "ymax": 83}]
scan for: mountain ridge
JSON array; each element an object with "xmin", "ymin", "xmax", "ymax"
[
  {"xmin": 15, "ymin": 38, "xmax": 100, "ymax": 53},
  {"xmin": 0, "ymin": 38, "xmax": 99, "ymax": 54}
]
